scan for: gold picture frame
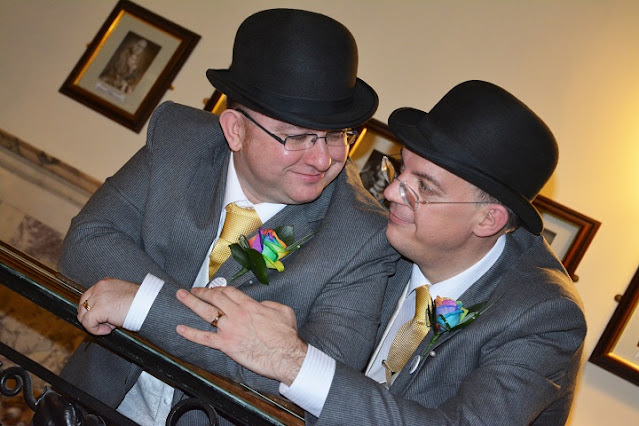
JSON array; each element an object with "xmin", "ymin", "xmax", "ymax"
[
  {"xmin": 349, "ymin": 118, "xmax": 402, "ymax": 206},
  {"xmin": 59, "ymin": 0, "xmax": 200, "ymax": 132},
  {"xmin": 203, "ymin": 90, "xmax": 227, "ymax": 115}
]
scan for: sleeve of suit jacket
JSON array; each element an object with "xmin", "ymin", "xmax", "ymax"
[{"xmin": 59, "ymin": 101, "xmax": 399, "ymax": 396}]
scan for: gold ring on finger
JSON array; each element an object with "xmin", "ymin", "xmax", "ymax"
[{"xmin": 210, "ymin": 311, "xmax": 224, "ymax": 328}]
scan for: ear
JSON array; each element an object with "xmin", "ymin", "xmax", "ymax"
[
  {"xmin": 219, "ymin": 109, "xmax": 246, "ymax": 152},
  {"xmin": 474, "ymin": 204, "xmax": 509, "ymax": 237}
]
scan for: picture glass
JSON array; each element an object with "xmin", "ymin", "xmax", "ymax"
[
  {"xmin": 75, "ymin": 12, "xmax": 182, "ymax": 114},
  {"xmin": 539, "ymin": 210, "xmax": 581, "ymax": 259},
  {"xmin": 611, "ymin": 302, "xmax": 639, "ymax": 364}
]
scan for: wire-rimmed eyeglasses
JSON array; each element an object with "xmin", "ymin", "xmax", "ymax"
[
  {"xmin": 236, "ymin": 109, "xmax": 358, "ymax": 152},
  {"xmin": 381, "ymin": 156, "xmax": 492, "ymax": 211}
]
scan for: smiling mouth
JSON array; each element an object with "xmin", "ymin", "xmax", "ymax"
[
  {"xmin": 294, "ymin": 171, "xmax": 325, "ymax": 183},
  {"xmin": 388, "ymin": 205, "xmax": 412, "ymax": 224}
]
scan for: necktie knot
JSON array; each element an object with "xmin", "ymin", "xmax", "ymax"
[
  {"xmin": 209, "ymin": 202, "xmax": 262, "ymax": 279},
  {"xmin": 414, "ymin": 285, "xmax": 431, "ymax": 322}
]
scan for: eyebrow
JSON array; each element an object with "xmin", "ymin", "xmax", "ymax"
[{"xmin": 411, "ymin": 170, "xmax": 446, "ymax": 194}]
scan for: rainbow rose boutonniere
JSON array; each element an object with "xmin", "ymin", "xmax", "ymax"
[
  {"xmin": 422, "ymin": 296, "xmax": 494, "ymax": 356},
  {"xmin": 229, "ymin": 225, "xmax": 315, "ymax": 285}
]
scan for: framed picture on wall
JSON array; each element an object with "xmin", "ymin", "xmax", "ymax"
[
  {"xmin": 589, "ymin": 265, "xmax": 639, "ymax": 386},
  {"xmin": 349, "ymin": 119, "xmax": 402, "ymax": 206},
  {"xmin": 59, "ymin": 0, "xmax": 200, "ymax": 132},
  {"xmin": 532, "ymin": 195, "xmax": 601, "ymax": 281}
]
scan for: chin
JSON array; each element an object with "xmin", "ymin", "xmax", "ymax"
[
  {"xmin": 292, "ymin": 192, "xmax": 323, "ymax": 204},
  {"xmin": 385, "ymin": 224, "xmax": 400, "ymax": 245}
]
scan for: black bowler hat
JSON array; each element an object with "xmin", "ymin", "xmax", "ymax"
[
  {"xmin": 388, "ymin": 80, "xmax": 558, "ymax": 235},
  {"xmin": 206, "ymin": 8, "xmax": 378, "ymax": 130}
]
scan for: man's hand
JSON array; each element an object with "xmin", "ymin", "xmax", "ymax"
[
  {"xmin": 77, "ymin": 278, "xmax": 138, "ymax": 335},
  {"xmin": 176, "ymin": 286, "xmax": 307, "ymax": 386}
]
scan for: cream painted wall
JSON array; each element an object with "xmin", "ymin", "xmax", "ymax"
[{"xmin": 1, "ymin": 0, "xmax": 638, "ymax": 423}]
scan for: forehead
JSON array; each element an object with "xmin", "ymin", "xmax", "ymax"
[
  {"xmin": 402, "ymin": 148, "xmax": 473, "ymax": 190},
  {"xmin": 249, "ymin": 109, "xmax": 336, "ymax": 133}
]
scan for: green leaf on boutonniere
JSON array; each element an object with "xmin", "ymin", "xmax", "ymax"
[
  {"xmin": 246, "ymin": 247, "xmax": 269, "ymax": 284},
  {"xmin": 273, "ymin": 225, "xmax": 294, "ymax": 246},
  {"xmin": 229, "ymin": 243, "xmax": 249, "ymax": 269}
]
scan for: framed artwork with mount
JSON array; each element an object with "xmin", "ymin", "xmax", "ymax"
[
  {"xmin": 589, "ymin": 265, "xmax": 639, "ymax": 386},
  {"xmin": 59, "ymin": 0, "xmax": 200, "ymax": 132}
]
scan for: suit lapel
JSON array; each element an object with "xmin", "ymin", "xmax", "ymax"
[
  {"xmin": 211, "ymin": 169, "xmax": 336, "ymax": 288},
  {"xmin": 390, "ymin": 234, "xmax": 518, "ymax": 394},
  {"xmin": 164, "ymin": 149, "xmax": 229, "ymax": 288},
  {"xmin": 373, "ymin": 258, "xmax": 413, "ymax": 347}
]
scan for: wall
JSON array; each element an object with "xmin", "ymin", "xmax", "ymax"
[{"xmin": 1, "ymin": 1, "xmax": 638, "ymax": 423}]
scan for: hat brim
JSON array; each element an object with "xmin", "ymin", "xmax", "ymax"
[
  {"xmin": 389, "ymin": 107, "xmax": 544, "ymax": 235},
  {"xmin": 207, "ymin": 69, "xmax": 378, "ymax": 130}
]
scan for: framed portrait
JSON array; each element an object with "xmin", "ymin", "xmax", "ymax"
[
  {"xmin": 59, "ymin": 0, "xmax": 200, "ymax": 132},
  {"xmin": 532, "ymin": 195, "xmax": 601, "ymax": 281},
  {"xmin": 589, "ymin": 266, "xmax": 639, "ymax": 386},
  {"xmin": 349, "ymin": 118, "xmax": 403, "ymax": 206}
]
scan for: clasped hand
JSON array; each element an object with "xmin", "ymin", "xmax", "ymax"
[
  {"xmin": 176, "ymin": 286, "xmax": 307, "ymax": 386},
  {"xmin": 77, "ymin": 278, "xmax": 137, "ymax": 335}
]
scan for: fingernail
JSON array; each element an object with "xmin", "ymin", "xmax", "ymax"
[{"xmin": 176, "ymin": 289, "xmax": 186, "ymax": 299}]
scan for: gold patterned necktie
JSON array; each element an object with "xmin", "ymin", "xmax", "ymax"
[
  {"xmin": 208, "ymin": 202, "xmax": 262, "ymax": 279},
  {"xmin": 384, "ymin": 285, "xmax": 432, "ymax": 382}
]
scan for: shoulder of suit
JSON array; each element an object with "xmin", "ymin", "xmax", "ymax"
[
  {"xmin": 499, "ymin": 229, "xmax": 583, "ymax": 306},
  {"xmin": 325, "ymin": 161, "xmax": 390, "ymax": 229},
  {"xmin": 146, "ymin": 101, "xmax": 224, "ymax": 150}
]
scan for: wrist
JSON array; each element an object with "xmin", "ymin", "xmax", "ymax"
[{"xmin": 278, "ymin": 339, "xmax": 308, "ymax": 386}]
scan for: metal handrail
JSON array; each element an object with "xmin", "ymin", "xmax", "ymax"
[{"xmin": 0, "ymin": 241, "xmax": 304, "ymax": 425}]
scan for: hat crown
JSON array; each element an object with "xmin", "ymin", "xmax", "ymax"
[
  {"xmin": 206, "ymin": 9, "xmax": 378, "ymax": 129},
  {"xmin": 231, "ymin": 9, "xmax": 357, "ymax": 101},
  {"xmin": 425, "ymin": 80, "xmax": 558, "ymax": 200},
  {"xmin": 389, "ymin": 80, "xmax": 558, "ymax": 234}
]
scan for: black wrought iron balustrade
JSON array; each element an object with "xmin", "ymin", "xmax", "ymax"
[{"xmin": 0, "ymin": 241, "xmax": 304, "ymax": 425}]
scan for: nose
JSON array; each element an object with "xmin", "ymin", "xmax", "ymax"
[
  {"xmin": 304, "ymin": 137, "xmax": 333, "ymax": 171},
  {"xmin": 383, "ymin": 177, "xmax": 401, "ymax": 204}
]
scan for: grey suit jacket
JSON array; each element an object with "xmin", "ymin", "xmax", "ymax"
[
  {"xmin": 59, "ymin": 102, "xmax": 399, "ymax": 411},
  {"xmin": 313, "ymin": 228, "xmax": 587, "ymax": 425}
]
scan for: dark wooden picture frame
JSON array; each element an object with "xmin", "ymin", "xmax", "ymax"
[
  {"xmin": 589, "ymin": 266, "xmax": 639, "ymax": 386},
  {"xmin": 532, "ymin": 195, "xmax": 601, "ymax": 281},
  {"xmin": 60, "ymin": 0, "xmax": 200, "ymax": 132}
]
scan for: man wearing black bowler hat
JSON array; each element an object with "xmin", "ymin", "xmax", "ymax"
[
  {"xmin": 59, "ymin": 9, "xmax": 399, "ymax": 424},
  {"xmin": 177, "ymin": 80, "xmax": 587, "ymax": 424}
]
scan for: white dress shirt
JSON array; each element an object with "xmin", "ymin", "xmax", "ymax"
[
  {"xmin": 280, "ymin": 235, "xmax": 506, "ymax": 417},
  {"xmin": 117, "ymin": 154, "xmax": 285, "ymax": 425}
]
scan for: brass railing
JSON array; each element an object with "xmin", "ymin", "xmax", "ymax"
[{"xmin": 0, "ymin": 241, "xmax": 304, "ymax": 425}]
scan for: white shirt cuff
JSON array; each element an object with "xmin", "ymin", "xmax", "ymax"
[
  {"xmin": 122, "ymin": 273, "xmax": 164, "ymax": 331},
  {"xmin": 279, "ymin": 344, "xmax": 335, "ymax": 418}
]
